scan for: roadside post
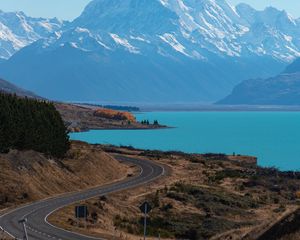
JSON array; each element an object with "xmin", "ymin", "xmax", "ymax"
[
  {"xmin": 139, "ymin": 202, "xmax": 152, "ymax": 240},
  {"xmin": 18, "ymin": 218, "xmax": 28, "ymax": 240}
]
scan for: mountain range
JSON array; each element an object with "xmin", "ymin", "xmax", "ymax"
[
  {"xmin": 0, "ymin": 0, "xmax": 300, "ymax": 103},
  {"xmin": 218, "ymin": 58, "xmax": 300, "ymax": 105},
  {"xmin": 0, "ymin": 10, "xmax": 65, "ymax": 59}
]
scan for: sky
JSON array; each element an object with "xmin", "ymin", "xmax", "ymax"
[{"xmin": 0, "ymin": 0, "xmax": 299, "ymax": 20}]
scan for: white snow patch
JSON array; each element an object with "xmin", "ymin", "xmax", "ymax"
[
  {"xmin": 130, "ymin": 35, "xmax": 151, "ymax": 43},
  {"xmin": 75, "ymin": 27, "xmax": 90, "ymax": 34},
  {"xmin": 286, "ymin": 45, "xmax": 300, "ymax": 56},
  {"xmin": 39, "ymin": 21, "xmax": 53, "ymax": 31},
  {"xmin": 110, "ymin": 33, "xmax": 140, "ymax": 53},
  {"xmin": 159, "ymin": 33, "xmax": 189, "ymax": 56},
  {"xmin": 54, "ymin": 31, "xmax": 62, "ymax": 39},
  {"xmin": 178, "ymin": 0, "xmax": 189, "ymax": 12},
  {"xmin": 159, "ymin": 0, "xmax": 168, "ymax": 6},
  {"xmin": 191, "ymin": 50, "xmax": 205, "ymax": 60},
  {"xmin": 70, "ymin": 42, "xmax": 78, "ymax": 48},
  {"xmin": 0, "ymin": 22, "xmax": 26, "ymax": 49},
  {"xmin": 283, "ymin": 34, "xmax": 293, "ymax": 42}
]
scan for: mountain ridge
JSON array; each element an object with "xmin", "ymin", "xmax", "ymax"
[
  {"xmin": 0, "ymin": 0, "xmax": 299, "ymax": 103},
  {"xmin": 0, "ymin": 10, "xmax": 66, "ymax": 59},
  {"xmin": 0, "ymin": 78, "xmax": 39, "ymax": 98},
  {"xmin": 218, "ymin": 58, "xmax": 300, "ymax": 105}
]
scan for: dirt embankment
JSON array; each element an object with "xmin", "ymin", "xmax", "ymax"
[
  {"xmin": 55, "ymin": 103, "xmax": 166, "ymax": 132},
  {"xmin": 0, "ymin": 141, "xmax": 132, "ymax": 210}
]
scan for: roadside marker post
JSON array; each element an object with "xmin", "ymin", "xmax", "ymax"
[
  {"xmin": 143, "ymin": 204, "xmax": 147, "ymax": 240},
  {"xmin": 18, "ymin": 218, "xmax": 28, "ymax": 240},
  {"xmin": 139, "ymin": 202, "xmax": 152, "ymax": 240}
]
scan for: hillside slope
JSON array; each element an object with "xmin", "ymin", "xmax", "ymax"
[
  {"xmin": 0, "ymin": 141, "xmax": 129, "ymax": 209},
  {"xmin": 0, "ymin": 78, "xmax": 39, "ymax": 98}
]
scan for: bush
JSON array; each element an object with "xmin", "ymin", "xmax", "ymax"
[
  {"xmin": 161, "ymin": 203, "xmax": 173, "ymax": 212},
  {"xmin": 212, "ymin": 169, "xmax": 244, "ymax": 182}
]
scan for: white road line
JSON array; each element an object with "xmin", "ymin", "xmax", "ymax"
[{"xmin": 1, "ymin": 157, "xmax": 165, "ymax": 240}]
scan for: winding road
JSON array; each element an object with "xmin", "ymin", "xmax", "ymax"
[{"xmin": 0, "ymin": 155, "xmax": 165, "ymax": 240}]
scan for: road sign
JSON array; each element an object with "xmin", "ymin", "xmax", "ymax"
[
  {"xmin": 139, "ymin": 202, "xmax": 152, "ymax": 240},
  {"xmin": 139, "ymin": 202, "xmax": 152, "ymax": 214},
  {"xmin": 75, "ymin": 205, "xmax": 88, "ymax": 218}
]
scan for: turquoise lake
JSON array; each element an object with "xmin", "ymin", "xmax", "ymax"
[{"xmin": 70, "ymin": 112, "xmax": 300, "ymax": 171}]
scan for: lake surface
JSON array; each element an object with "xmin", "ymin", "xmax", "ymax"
[{"xmin": 70, "ymin": 112, "xmax": 300, "ymax": 171}]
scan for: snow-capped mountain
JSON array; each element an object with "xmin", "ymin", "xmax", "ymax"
[
  {"xmin": 0, "ymin": 0, "xmax": 300, "ymax": 103},
  {"xmin": 235, "ymin": 4, "xmax": 300, "ymax": 61},
  {"xmin": 0, "ymin": 10, "xmax": 65, "ymax": 59},
  {"xmin": 62, "ymin": 0, "xmax": 300, "ymax": 61}
]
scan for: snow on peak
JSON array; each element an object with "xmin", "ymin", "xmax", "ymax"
[
  {"xmin": 110, "ymin": 33, "xmax": 140, "ymax": 53},
  {"xmin": 1, "ymin": 0, "xmax": 300, "ymax": 62},
  {"xmin": 159, "ymin": 33, "xmax": 189, "ymax": 56},
  {"xmin": 0, "ymin": 10, "xmax": 65, "ymax": 59},
  {"xmin": 68, "ymin": 0, "xmax": 300, "ymax": 61}
]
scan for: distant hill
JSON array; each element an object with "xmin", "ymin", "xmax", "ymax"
[
  {"xmin": 0, "ymin": 78, "xmax": 40, "ymax": 98},
  {"xmin": 217, "ymin": 58, "xmax": 300, "ymax": 105}
]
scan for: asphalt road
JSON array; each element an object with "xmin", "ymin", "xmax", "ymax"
[{"xmin": 0, "ymin": 155, "xmax": 165, "ymax": 240}]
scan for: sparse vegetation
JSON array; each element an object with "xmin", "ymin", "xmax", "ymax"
[{"xmin": 24, "ymin": 145, "xmax": 300, "ymax": 240}]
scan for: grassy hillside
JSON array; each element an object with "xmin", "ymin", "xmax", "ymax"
[{"xmin": 0, "ymin": 141, "xmax": 130, "ymax": 209}]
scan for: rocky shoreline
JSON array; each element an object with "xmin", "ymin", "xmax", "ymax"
[{"xmin": 55, "ymin": 103, "xmax": 168, "ymax": 133}]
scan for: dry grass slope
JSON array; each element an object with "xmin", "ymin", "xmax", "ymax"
[{"xmin": 0, "ymin": 141, "xmax": 129, "ymax": 209}]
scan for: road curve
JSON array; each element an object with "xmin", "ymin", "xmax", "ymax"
[{"xmin": 0, "ymin": 155, "xmax": 165, "ymax": 240}]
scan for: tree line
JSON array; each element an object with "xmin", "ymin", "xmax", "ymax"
[
  {"xmin": 141, "ymin": 120, "xmax": 159, "ymax": 125},
  {"xmin": 0, "ymin": 93, "xmax": 70, "ymax": 158}
]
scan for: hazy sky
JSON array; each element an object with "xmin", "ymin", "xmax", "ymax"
[
  {"xmin": 0, "ymin": 0, "xmax": 299, "ymax": 20},
  {"xmin": 228, "ymin": 0, "xmax": 300, "ymax": 18}
]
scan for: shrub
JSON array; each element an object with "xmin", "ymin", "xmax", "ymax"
[{"xmin": 94, "ymin": 108, "xmax": 136, "ymax": 122}]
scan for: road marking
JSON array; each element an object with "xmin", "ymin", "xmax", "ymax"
[{"xmin": 1, "ymin": 157, "xmax": 165, "ymax": 240}]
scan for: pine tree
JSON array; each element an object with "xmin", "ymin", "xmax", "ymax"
[{"xmin": 0, "ymin": 93, "xmax": 69, "ymax": 158}]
